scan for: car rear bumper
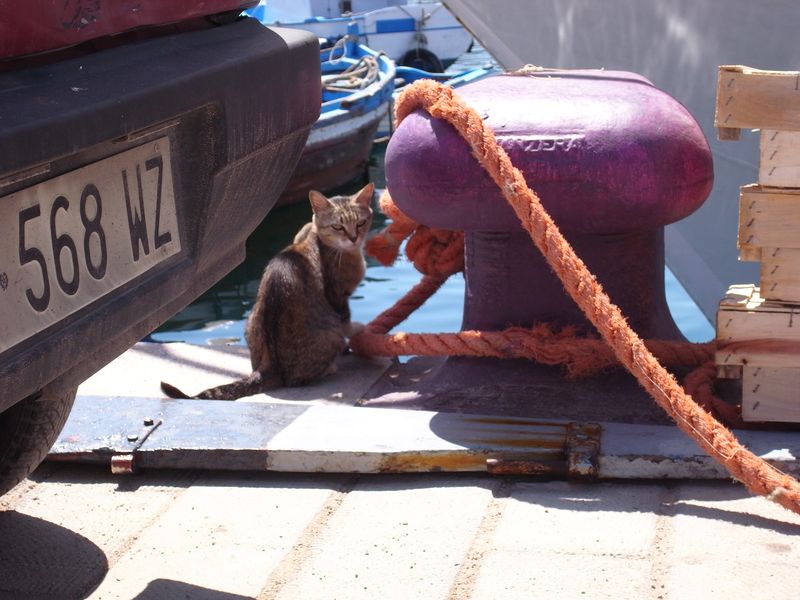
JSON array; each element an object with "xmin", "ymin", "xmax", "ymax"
[{"xmin": 0, "ymin": 18, "xmax": 320, "ymax": 410}]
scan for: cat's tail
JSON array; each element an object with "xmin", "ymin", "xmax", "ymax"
[{"xmin": 159, "ymin": 371, "xmax": 282, "ymax": 401}]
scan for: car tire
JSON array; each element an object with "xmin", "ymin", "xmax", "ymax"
[
  {"xmin": 400, "ymin": 48, "xmax": 445, "ymax": 73},
  {"xmin": 0, "ymin": 387, "xmax": 77, "ymax": 496}
]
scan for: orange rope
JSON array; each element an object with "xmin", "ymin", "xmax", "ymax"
[{"xmin": 351, "ymin": 79, "xmax": 800, "ymax": 514}]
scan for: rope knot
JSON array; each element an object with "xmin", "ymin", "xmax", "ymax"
[{"xmin": 366, "ymin": 190, "xmax": 464, "ymax": 277}]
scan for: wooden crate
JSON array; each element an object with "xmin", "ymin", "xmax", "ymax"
[
  {"xmin": 713, "ymin": 67, "xmax": 800, "ymax": 421},
  {"xmin": 715, "ymin": 65, "xmax": 800, "ymax": 140},
  {"xmin": 716, "ymin": 285, "xmax": 800, "ymax": 422},
  {"xmin": 715, "ymin": 283, "xmax": 800, "ymax": 372},
  {"xmin": 737, "ymin": 185, "xmax": 800, "ymax": 260},
  {"xmin": 736, "ymin": 186, "xmax": 800, "ymax": 300},
  {"xmin": 759, "ymin": 130, "xmax": 800, "ymax": 188},
  {"xmin": 742, "ymin": 366, "xmax": 800, "ymax": 423},
  {"xmin": 760, "ymin": 247, "xmax": 800, "ymax": 302}
]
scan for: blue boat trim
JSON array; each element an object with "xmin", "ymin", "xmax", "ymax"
[{"xmin": 375, "ymin": 18, "xmax": 416, "ymax": 34}]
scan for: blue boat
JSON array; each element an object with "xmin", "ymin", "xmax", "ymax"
[
  {"xmin": 278, "ymin": 35, "xmax": 396, "ymax": 204},
  {"xmin": 247, "ymin": 0, "xmax": 472, "ymax": 72}
]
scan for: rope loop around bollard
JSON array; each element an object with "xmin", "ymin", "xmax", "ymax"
[{"xmin": 349, "ymin": 79, "xmax": 800, "ymax": 517}]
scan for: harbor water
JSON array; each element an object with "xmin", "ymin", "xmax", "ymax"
[{"xmin": 151, "ymin": 44, "xmax": 715, "ymax": 346}]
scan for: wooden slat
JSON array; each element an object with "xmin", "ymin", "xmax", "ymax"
[
  {"xmin": 715, "ymin": 65, "xmax": 800, "ymax": 135},
  {"xmin": 741, "ymin": 366, "xmax": 800, "ymax": 423},
  {"xmin": 759, "ymin": 130, "xmax": 800, "ymax": 188},
  {"xmin": 738, "ymin": 185, "xmax": 800, "ymax": 251},
  {"xmin": 715, "ymin": 339, "xmax": 800, "ymax": 370},
  {"xmin": 738, "ymin": 244, "xmax": 762, "ymax": 262},
  {"xmin": 716, "ymin": 284, "xmax": 800, "ymax": 343},
  {"xmin": 760, "ymin": 247, "xmax": 800, "ymax": 302}
]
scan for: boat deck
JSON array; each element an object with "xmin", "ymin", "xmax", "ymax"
[{"xmin": 2, "ymin": 343, "xmax": 799, "ymax": 599}]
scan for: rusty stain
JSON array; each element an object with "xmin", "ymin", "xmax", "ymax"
[
  {"xmin": 752, "ymin": 384, "xmax": 761, "ymax": 394},
  {"xmin": 771, "ymin": 131, "xmax": 780, "ymax": 141},
  {"xmin": 378, "ymin": 445, "xmax": 566, "ymax": 473},
  {"xmin": 485, "ymin": 457, "xmax": 563, "ymax": 476},
  {"xmin": 770, "ymin": 150, "xmax": 778, "ymax": 161},
  {"xmin": 379, "ymin": 450, "xmax": 497, "ymax": 473},
  {"xmin": 724, "ymin": 95, "xmax": 733, "ymax": 106},
  {"xmin": 566, "ymin": 422, "xmax": 601, "ymax": 479},
  {"xmin": 771, "ymin": 265, "xmax": 779, "ymax": 275},
  {"xmin": 753, "ymin": 401, "xmax": 761, "ymax": 411}
]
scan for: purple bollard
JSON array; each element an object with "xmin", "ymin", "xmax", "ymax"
[{"xmin": 385, "ymin": 71, "xmax": 713, "ymax": 341}]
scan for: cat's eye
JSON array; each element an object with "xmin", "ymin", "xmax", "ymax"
[
  {"xmin": 331, "ymin": 224, "xmax": 344, "ymax": 231},
  {"xmin": 357, "ymin": 220, "xmax": 367, "ymax": 228}
]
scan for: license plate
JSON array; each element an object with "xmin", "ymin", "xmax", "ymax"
[{"xmin": 0, "ymin": 138, "xmax": 181, "ymax": 355}]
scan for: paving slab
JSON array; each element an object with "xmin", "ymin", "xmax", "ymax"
[
  {"xmin": 86, "ymin": 473, "xmax": 346, "ymax": 600},
  {"xmin": 666, "ymin": 483, "xmax": 800, "ymax": 600},
  {"xmin": 271, "ymin": 475, "xmax": 496, "ymax": 600},
  {"xmin": 79, "ymin": 341, "xmax": 392, "ymax": 405}
]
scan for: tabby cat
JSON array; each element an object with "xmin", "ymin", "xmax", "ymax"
[{"xmin": 160, "ymin": 183, "xmax": 374, "ymax": 400}]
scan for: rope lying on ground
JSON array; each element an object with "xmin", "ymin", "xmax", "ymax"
[{"xmin": 350, "ymin": 79, "xmax": 800, "ymax": 515}]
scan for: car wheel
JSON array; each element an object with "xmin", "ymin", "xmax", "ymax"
[
  {"xmin": 400, "ymin": 48, "xmax": 445, "ymax": 73},
  {"xmin": 0, "ymin": 387, "xmax": 77, "ymax": 496}
]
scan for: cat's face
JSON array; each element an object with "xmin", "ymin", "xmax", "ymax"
[{"xmin": 309, "ymin": 183, "xmax": 374, "ymax": 251}]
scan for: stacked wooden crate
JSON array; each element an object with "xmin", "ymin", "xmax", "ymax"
[{"xmin": 714, "ymin": 65, "xmax": 800, "ymax": 423}]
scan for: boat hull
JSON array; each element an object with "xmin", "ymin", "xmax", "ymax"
[{"xmin": 278, "ymin": 102, "xmax": 388, "ymax": 205}]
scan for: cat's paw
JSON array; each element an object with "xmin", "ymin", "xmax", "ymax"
[{"xmin": 344, "ymin": 321, "xmax": 365, "ymax": 337}]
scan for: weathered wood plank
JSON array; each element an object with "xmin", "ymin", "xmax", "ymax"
[
  {"xmin": 760, "ymin": 130, "xmax": 800, "ymax": 188},
  {"xmin": 716, "ymin": 284, "xmax": 800, "ymax": 344},
  {"xmin": 715, "ymin": 339, "xmax": 800, "ymax": 370},
  {"xmin": 715, "ymin": 65, "xmax": 800, "ymax": 134},
  {"xmin": 738, "ymin": 185, "xmax": 800, "ymax": 252},
  {"xmin": 760, "ymin": 247, "xmax": 800, "ymax": 302},
  {"xmin": 741, "ymin": 366, "xmax": 800, "ymax": 423},
  {"xmin": 715, "ymin": 285, "xmax": 800, "ymax": 370}
]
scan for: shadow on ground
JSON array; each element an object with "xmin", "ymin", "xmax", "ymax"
[
  {"xmin": 0, "ymin": 511, "xmax": 107, "ymax": 600},
  {"xmin": 133, "ymin": 579, "xmax": 252, "ymax": 600}
]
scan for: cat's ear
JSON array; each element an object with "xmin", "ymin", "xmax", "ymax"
[
  {"xmin": 353, "ymin": 182, "xmax": 374, "ymax": 210},
  {"xmin": 308, "ymin": 190, "xmax": 332, "ymax": 214}
]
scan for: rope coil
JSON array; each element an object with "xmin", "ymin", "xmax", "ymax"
[{"xmin": 351, "ymin": 79, "xmax": 800, "ymax": 515}]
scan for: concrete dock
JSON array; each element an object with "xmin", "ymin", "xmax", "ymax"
[{"xmin": 1, "ymin": 342, "xmax": 799, "ymax": 599}]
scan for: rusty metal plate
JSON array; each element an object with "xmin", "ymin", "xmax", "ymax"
[{"xmin": 48, "ymin": 395, "xmax": 800, "ymax": 479}]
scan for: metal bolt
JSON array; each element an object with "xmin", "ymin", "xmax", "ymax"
[
  {"xmin": 127, "ymin": 434, "xmax": 139, "ymax": 443},
  {"xmin": 143, "ymin": 417, "xmax": 155, "ymax": 426}
]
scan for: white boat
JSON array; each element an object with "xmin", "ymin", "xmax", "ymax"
[
  {"xmin": 247, "ymin": 0, "xmax": 473, "ymax": 72},
  {"xmin": 441, "ymin": 0, "xmax": 800, "ymax": 322}
]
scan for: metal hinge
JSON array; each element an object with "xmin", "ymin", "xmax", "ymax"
[
  {"xmin": 110, "ymin": 417, "xmax": 163, "ymax": 475},
  {"xmin": 485, "ymin": 422, "xmax": 601, "ymax": 479}
]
